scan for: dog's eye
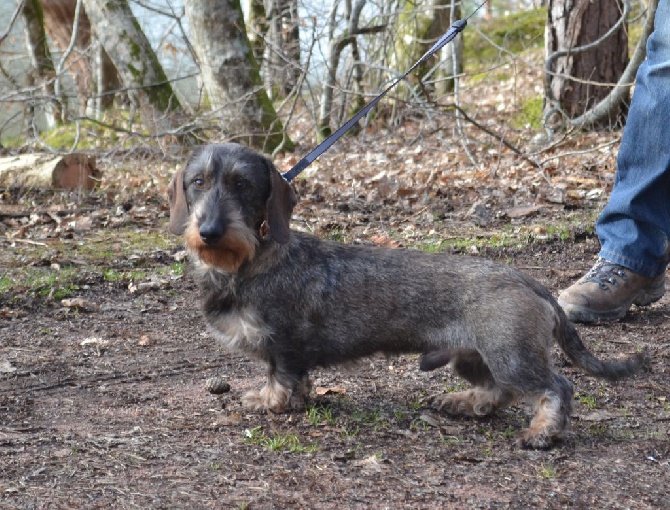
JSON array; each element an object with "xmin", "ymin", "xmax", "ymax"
[
  {"xmin": 192, "ymin": 178, "xmax": 205, "ymax": 189},
  {"xmin": 235, "ymin": 178, "xmax": 250, "ymax": 191}
]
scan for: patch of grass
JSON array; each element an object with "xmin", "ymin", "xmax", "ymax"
[
  {"xmin": 168, "ymin": 261, "xmax": 186, "ymax": 276},
  {"xmin": 306, "ymin": 403, "xmax": 337, "ymax": 426},
  {"xmin": 445, "ymin": 381, "xmax": 468, "ymax": 394},
  {"xmin": 416, "ymin": 239, "xmax": 447, "ymax": 253},
  {"xmin": 340, "ymin": 425, "xmax": 361, "ymax": 439},
  {"xmin": 538, "ymin": 463, "xmax": 558, "ymax": 480},
  {"xmin": 393, "ymin": 409, "xmax": 408, "ymax": 423},
  {"xmin": 38, "ymin": 111, "xmax": 153, "ymax": 151},
  {"xmin": 0, "ymin": 275, "xmax": 10, "ymax": 294},
  {"xmin": 9, "ymin": 267, "xmax": 81, "ymax": 300},
  {"xmin": 440, "ymin": 435, "xmax": 463, "ymax": 446},
  {"xmin": 576, "ymin": 392, "xmax": 598, "ymax": 410},
  {"xmin": 502, "ymin": 425, "xmax": 517, "ymax": 439},
  {"xmin": 326, "ymin": 228, "xmax": 346, "ymax": 242},
  {"xmin": 243, "ymin": 427, "xmax": 319, "ymax": 454},
  {"xmin": 409, "ymin": 417, "xmax": 431, "ymax": 431},
  {"xmin": 103, "ymin": 269, "xmax": 124, "ymax": 282},
  {"xmin": 350, "ymin": 407, "xmax": 387, "ymax": 429},
  {"xmin": 588, "ymin": 423, "xmax": 609, "ymax": 438}
]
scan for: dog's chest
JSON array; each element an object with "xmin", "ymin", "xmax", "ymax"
[{"xmin": 205, "ymin": 307, "xmax": 271, "ymax": 355}]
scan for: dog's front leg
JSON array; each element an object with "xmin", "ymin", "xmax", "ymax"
[{"xmin": 242, "ymin": 365, "xmax": 310, "ymax": 413}]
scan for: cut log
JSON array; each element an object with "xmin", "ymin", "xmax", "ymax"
[{"xmin": 0, "ymin": 153, "xmax": 100, "ymax": 190}]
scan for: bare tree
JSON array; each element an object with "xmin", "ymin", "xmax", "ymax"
[
  {"xmin": 21, "ymin": 0, "xmax": 59, "ymax": 130},
  {"xmin": 82, "ymin": 0, "xmax": 183, "ymax": 130},
  {"xmin": 39, "ymin": 0, "xmax": 121, "ymax": 117},
  {"xmin": 317, "ymin": 0, "xmax": 385, "ymax": 140},
  {"xmin": 263, "ymin": 0, "xmax": 301, "ymax": 98},
  {"xmin": 185, "ymin": 0, "xmax": 291, "ymax": 153},
  {"xmin": 391, "ymin": 0, "xmax": 462, "ymax": 100},
  {"xmin": 545, "ymin": 0, "xmax": 629, "ymax": 129}
]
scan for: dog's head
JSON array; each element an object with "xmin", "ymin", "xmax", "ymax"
[{"xmin": 168, "ymin": 143, "xmax": 297, "ymax": 272}]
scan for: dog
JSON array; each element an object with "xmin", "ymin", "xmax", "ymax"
[{"xmin": 168, "ymin": 142, "xmax": 646, "ymax": 449}]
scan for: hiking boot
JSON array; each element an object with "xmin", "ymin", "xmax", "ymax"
[{"xmin": 558, "ymin": 258, "xmax": 666, "ymax": 323}]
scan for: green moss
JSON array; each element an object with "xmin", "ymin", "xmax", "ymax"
[
  {"xmin": 1, "ymin": 227, "xmax": 182, "ymax": 302},
  {"xmin": 464, "ymin": 8, "xmax": 546, "ymax": 70},
  {"xmin": 511, "ymin": 95, "xmax": 544, "ymax": 130},
  {"xmin": 3, "ymin": 267, "xmax": 81, "ymax": 300}
]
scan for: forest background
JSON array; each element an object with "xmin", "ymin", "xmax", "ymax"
[{"xmin": 0, "ymin": 1, "xmax": 668, "ymax": 508}]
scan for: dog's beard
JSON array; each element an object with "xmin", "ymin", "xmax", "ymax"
[{"xmin": 185, "ymin": 215, "xmax": 258, "ymax": 273}]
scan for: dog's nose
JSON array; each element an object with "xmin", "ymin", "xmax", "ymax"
[{"xmin": 199, "ymin": 223, "xmax": 224, "ymax": 245}]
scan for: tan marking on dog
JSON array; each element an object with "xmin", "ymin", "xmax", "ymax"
[
  {"xmin": 184, "ymin": 204, "xmax": 257, "ymax": 273},
  {"xmin": 433, "ymin": 386, "xmax": 514, "ymax": 417},
  {"xmin": 517, "ymin": 391, "xmax": 565, "ymax": 449}
]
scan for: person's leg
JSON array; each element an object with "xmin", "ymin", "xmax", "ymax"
[
  {"xmin": 597, "ymin": 0, "xmax": 670, "ymax": 276},
  {"xmin": 559, "ymin": 0, "xmax": 670, "ymax": 323}
]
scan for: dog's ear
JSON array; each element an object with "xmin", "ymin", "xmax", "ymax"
[
  {"xmin": 265, "ymin": 163, "xmax": 297, "ymax": 244},
  {"xmin": 167, "ymin": 167, "xmax": 188, "ymax": 235}
]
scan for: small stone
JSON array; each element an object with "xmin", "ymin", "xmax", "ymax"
[{"xmin": 205, "ymin": 377, "xmax": 231, "ymax": 395}]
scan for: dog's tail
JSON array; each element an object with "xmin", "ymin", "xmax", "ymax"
[{"xmin": 555, "ymin": 312, "xmax": 648, "ymax": 381}]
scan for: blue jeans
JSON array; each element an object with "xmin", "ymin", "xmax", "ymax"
[{"xmin": 596, "ymin": 0, "xmax": 670, "ymax": 278}]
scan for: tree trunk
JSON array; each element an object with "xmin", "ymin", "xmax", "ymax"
[
  {"xmin": 39, "ymin": 0, "xmax": 93, "ymax": 116},
  {"xmin": 435, "ymin": 0, "xmax": 462, "ymax": 96},
  {"xmin": 185, "ymin": 0, "xmax": 292, "ymax": 153},
  {"xmin": 545, "ymin": 0, "xmax": 629, "ymax": 129},
  {"xmin": 81, "ymin": 0, "xmax": 182, "ymax": 129},
  {"xmin": 392, "ymin": 0, "xmax": 462, "ymax": 100},
  {"xmin": 21, "ymin": 0, "xmax": 60, "ymax": 130},
  {"xmin": 245, "ymin": 0, "xmax": 269, "ymax": 67},
  {"xmin": 263, "ymin": 0, "xmax": 301, "ymax": 98},
  {"xmin": 39, "ymin": 0, "xmax": 122, "ymax": 118}
]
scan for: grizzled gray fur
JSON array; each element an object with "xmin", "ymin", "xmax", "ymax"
[{"xmin": 168, "ymin": 143, "xmax": 646, "ymax": 449}]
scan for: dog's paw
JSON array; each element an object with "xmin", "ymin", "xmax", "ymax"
[
  {"xmin": 241, "ymin": 389, "xmax": 271, "ymax": 412},
  {"xmin": 242, "ymin": 379, "xmax": 306, "ymax": 413},
  {"xmin": 241, "ymin": 388, "xmax": 287, "ymax": 413},
  {"xmin": 516, "ymin": 429, "xmax": 555, "ymax": 450},
  {"xmin": 432, "ymin": 390, "xmax": 495, "ymax": 417}
]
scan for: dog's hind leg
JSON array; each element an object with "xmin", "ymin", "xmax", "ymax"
[
  {"xmin": 430, "ymin": 349, "xmax": 516, "ymax": 417},
  {"xmin": 516, "ymin": 372, "xmax": 573, "ymax": 449}
]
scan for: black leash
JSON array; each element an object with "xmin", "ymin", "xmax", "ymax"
[{"xmin": 282, "ymin": 1, "xmax": 488, "ymax": 183}]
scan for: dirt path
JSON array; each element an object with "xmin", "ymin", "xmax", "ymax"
[{"xmin": 2, "ymin": 222, "xmax": 668, "ymax": 508}]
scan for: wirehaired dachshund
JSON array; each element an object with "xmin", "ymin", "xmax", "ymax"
[{"xmin": 167, "ymin": 143, "xmax": 646, "ymax": 449}]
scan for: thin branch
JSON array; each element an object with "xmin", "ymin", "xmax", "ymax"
[
  {"xmin": 0, "ymin": 0, "xmax": 25, "ymax": 46},
  {"xmin": 55, "ymin": 0, "xmax": 84, "ymax": 100}
]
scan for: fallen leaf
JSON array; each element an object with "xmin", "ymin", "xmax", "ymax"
[
  {"xmin": 579, "ymin": 410, "xmax": 616, "ymax": 422},
  {"xmin": 0, "ymin": 360, "xmax": 17, "ymax": 373},
  {"xmin": 369, "ymin": 235, "xmax": 401, "ymax": 248},
  {"xmin": 80, "ymin": 337, "xmax": 109, "ymax": 347},
  {"xmin": 137, "ymin": 335, "xmax": 154, "ymax": 346},
  {"xmin": 506, "ymin": 205, "xmax": 542, "ymax": 218},
  {"xmin": 61, "ymin": 298, "xmax": 100, "ymax": 312},
  {"xmin": 315, "ymin": 386, "xmax": 347, "ymax": 396}
]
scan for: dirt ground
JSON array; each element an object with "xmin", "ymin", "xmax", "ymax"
[{"xmin": 1, "ymin": 142, "xmax": 669, "ymax": 509}]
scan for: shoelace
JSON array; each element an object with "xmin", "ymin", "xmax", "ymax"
[{"xmin": 584, "ymin": 259, "xmax": 628, "ymax": 289}]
